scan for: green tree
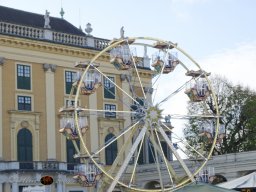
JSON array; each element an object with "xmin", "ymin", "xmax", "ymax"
[{"xmin": 184, "ymin": 76, "xmax": 256, "ymax": 155}]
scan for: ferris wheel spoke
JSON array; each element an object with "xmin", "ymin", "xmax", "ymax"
[
  {"xmin": 157, "ymin": 78, "xmax": 194, "ymax": 107},
  {"xmin": 148, "ymin": 130, "xmax": 164, "ymax": 190},
  {"xmin": 172, "ymin": 139, "xmax": 207, "ymax": 162},
  {"xmin": 177, "ymin": 142, "xmax": 207, "ymax": 161},
  {"xmin": 176, "ymin": 139, "xmax": 206, "ymax": 160},
  {"xmin": 152, "ymin": 81, "xmax": 160, "ymax": 105},
  {"xmin": 91, "ymin": 121, "xmax": 141, "ymax": 158},
  {"xmin": 161, "ymin": 122, "xmax": 207, "ymax": 160},
  {"xmin": 152, "ymin": 46, "xmax": 178, "ymax": 105},
  {"xmin": 104, "ymin": 85, "xmax": 130, "ymax": 106},
  {"xmin": 158, "ymin": 73, "xmax": 208, "ymax": 107},
  {"xmin": 72, "ymin": 140, "xmax": 80, "ymax": 154},
  {"xmin": 107, "ymin": 126, "xmax": 147, "ymax": 192},
  {"xmin": 125, "ymin": 72, "xmax": 150, "ymax": 105},
  {"xmin": 162, "ymin": 113, "xmax": 222, "ymax": 120},
  {"xmin": 92, "ymin": 65, "xmax": 140, "ymax": 105},
  {"xmin": 154, "ymin": 129, "xmax": 175, "ymax": 187},
  {"xmin": 103, "ymin": 79, "xmax": 140, "ymax": 111},
  {"xmin": 126, "ymin": 44, "xmax": 147, "ymax": 100},
  {"xmin": 152, "ymin": 46, "xmax": 173, "ymax": 88},
  {"xmin": 124, "ymin": 73, "xmax": 136, "ymax": 98},
  {"xmin": 98, "ymin": 122, "xmax": 139, "ymax": 192},
  {"xmin": 151, "ymin": 54, "xmax": 167, "ymax": 105},
  {"xmin": 128, "ymin": 131, "xmax": 144, "ymax": 187},
  {"xmin": 108, "ymin": 125, "xmax": 139, "ymax": 177},
  {"xmin": 158, "ymin": 126, "xmax": 195, "ymax": 182},
  {"xmin": 145, "ymin": 131, "xmax": 178, "ymax": 182},
  {"xmin": 177, "ymin": 59, "xmax": 190, "ymax": 72},
  {"xmin": 79, "ymin": 107, "xmax": 136, "ymax": 115}
]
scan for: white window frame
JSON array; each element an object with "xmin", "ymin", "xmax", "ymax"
[
  {"xmin": 64, "ymin": 98, "xmax": 81, "ymax": 108},
  {"xmin": 104, "ymin": 103, "xmax": 117, "ymax": 118},
  {"xmin": 103, "ymin": 75, "xmax": 116, "ymax": 100},
  {"xmin": 15, "ymin": 63, "xmax": 33, "ymax": 92},
  {"xmin": 16, "ymin": 93, "xmax": 34, "ymax": 111},
  {"xmin": 64, "ymin": 69, "xmax": 78, "ymax": 95}
]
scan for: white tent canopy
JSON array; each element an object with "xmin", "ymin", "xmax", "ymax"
[{"xmin": 218, "ymin": 172, "xmax": 256, "ymax": 189}]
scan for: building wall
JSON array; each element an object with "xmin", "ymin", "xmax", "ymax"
[
  {"xmin": 0, "ymin": 35, "xmax": 114, "ymax": 162},
  {"xmin": 0, "ymin": 29, "xmax": 153, "ymax": 191}
]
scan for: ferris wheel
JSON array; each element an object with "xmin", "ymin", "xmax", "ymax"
[{"xmin": 59, "ymin": 35, "xmax": 221, "ymax": 191}]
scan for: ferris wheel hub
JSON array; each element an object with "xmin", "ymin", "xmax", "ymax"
[{"xmin": 144, "ymin": 105, "xmax": 162, "ymax": 129}]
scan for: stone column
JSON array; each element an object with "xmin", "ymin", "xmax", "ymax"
[
  {"xmin": 0, "ymin": 175, "xmax": 7, "ymax": 192},
  {"xmin": 57, "ymin": 183, "xmax": 62, "ymax": 192},
  {"xmin": 10, "ymin": 173, "xmax": 19, "ymax": 192},
  {"xmin": 11, "ymin": 183, "xmax": 18, "ymax": 192},
  {"xmin": 89, "ymin": 93, "xmax": 99, "ymax": 153},
  {"xmin": 0, "ymin": 57, "xmax": 4, "ymax": 160},
  {"xmin": 86, "ymin": 36, "xmax": 95, "ymax": 47},
  {"xmin": 120, "ymin": 74, "xmax": 132, "ymax": 158},
  {"xmin": 43, "ymin": 64, "xmax": 57, "ymax": 160},
  {"xmin": 56, "ymin": 174, "xmax": 65, "ymax": 192},
  {"xmin": 3, "ymin": 183, "xmax": 11, "ymax": 192},
  {"xmin": 62, "ymin": 183, "xmax": 66, "ymax": 192}
]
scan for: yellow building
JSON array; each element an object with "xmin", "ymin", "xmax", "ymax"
[
  {"xmin": 1, "ymin": 5, "xmax": 252, "ymax": 192},
  {"xmin": 0, "ymin": 5, "xmax": 160, "ymax": 192}
]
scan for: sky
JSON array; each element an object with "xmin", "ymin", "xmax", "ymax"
[
  {"xmin": 1, "ymin": 0, "xmax": 256, "ymax": 143},
  {"xmin": 0, "ymin": 0, "xmax": 255, "ymax": 89}
]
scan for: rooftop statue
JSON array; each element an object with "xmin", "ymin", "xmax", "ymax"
[
  {"xmin": 120, "ymin": 26, "xmax": 124, "ymax": 38},
  {"xmin": 44, "ymin": 10, "xmax": 51, "ymax": 29}
]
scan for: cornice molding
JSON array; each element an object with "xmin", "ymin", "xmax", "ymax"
[
  {"xmin": 0, "ymin": 35, "xmax": 110, "ymax": 61},
  {"xmin": 8, "ymin": 110, "xmax": 41, "ymax": 116}
]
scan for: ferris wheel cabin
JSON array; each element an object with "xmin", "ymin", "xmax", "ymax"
[
  {"xmin": 73, "ymin": 163, "xmax": 102, "ymax": 187},
  {"xmin": 151, "ymin": 41, "xmax": 179, "ymax": 74},
  {"xmin": 185, "ymin": 70, "xmax": 211, "ymax": 102},
  {"xmin": 74, "ymin": 62, "xmax": 102, "ymax": 95},
  {"xmin": 109, "ymin": 38, "xmax": 135, "ymax": 70},
  {"xmin": 59, "ymin": 107, "xmax": 88, "ymax": 140},
  {"xmin": 199, "ymin": 122, "xmax": 226, "ymax": 144}
]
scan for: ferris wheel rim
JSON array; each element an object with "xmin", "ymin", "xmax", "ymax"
[{"xmin": 70, "ymin": 36, "xmax": 220, "ymax": 191}]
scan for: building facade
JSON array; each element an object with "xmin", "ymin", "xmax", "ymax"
[
  {"xmin": 2, "ymin": 5, "xmax": 254, "ymax": 192},
  {"xmin": 0, "ymin": 5, "xmax": 156, "ymax": 192}
]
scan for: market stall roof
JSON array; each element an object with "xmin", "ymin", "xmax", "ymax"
[
  {"xmin": 218, "ymin": 172, "xmax": 256, "ymax": 189},
  {"xmin": 175, "ymin": 182, "xmax": 237, "ymax": 192}
]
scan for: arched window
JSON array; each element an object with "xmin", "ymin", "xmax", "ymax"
[
  {"xmin": 17, "ymin": 128, "xmax": 32, "ymax": 161},
  {"xmin": 105, "ymin": 133, "xmax": 117, "ymax": 165}
]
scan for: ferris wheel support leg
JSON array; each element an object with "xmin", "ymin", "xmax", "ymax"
[
  {"xmin": 150, "ymin": 129, "xmax": 164, "ymax": 190},
  {"xmin": 107, "ymin": 127, "xmax": 147, "ymax": 192},
  {"xmin": 158, "ymin": 126, "xmax": 195, "ymax": 182},
  {"xmin": 150, "ymin": 130, "xmax": 175, "ymax": 185},
  {"xmin": 146, "ymin": 131, "xmax": 178, "ymax": 182},
  {"xmin": 98, "ymin": 123, "xmax": 138, "ymax": 192}
]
